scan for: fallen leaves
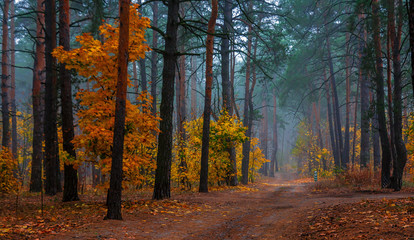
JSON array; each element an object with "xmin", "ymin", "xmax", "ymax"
[{"xmin": 302, "ymin": 197, "xmax": 414, "ymax": 239}]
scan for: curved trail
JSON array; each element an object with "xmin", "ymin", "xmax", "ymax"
[{"xmin": 51, "ymin": 173, "xmax": 412, "ymax": 239}]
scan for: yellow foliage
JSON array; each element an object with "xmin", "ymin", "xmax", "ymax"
[
  {"xmin": 0, "ymin": 147, "xmax": 18, "ymax": 195},
  {"xmin": 237, "ymin": 137, "xmax": 270, "ymax": 182},
  {"xmin": 405, "ymin": 114, "xmax": 414, "ymax": 180},
  {"xmin": 53, "ymin": 4, "xmax": 158, "ymax": 188},
  {"xmin": 172, "ymin": 111, "xmax": 268, "ymax": 188},
  {"xmin": 292, "ymin": 121, "xmax": 334, "ymax": 177}
]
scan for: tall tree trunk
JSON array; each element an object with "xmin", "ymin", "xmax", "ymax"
[
  {"xmin": 59, "ymin": 0, "xmax": 79, "ymax": 202},
  {"xmin": 199, "ymin": 0, "xmax": 218, "ymax": 193},
  {"xmin": 271, "ymin": 93, "xmax": 278, "ymax": 175},
  {"xmin": 30, "ymin": 0, "xmax": 45, "ymax": 192},
  {"xmin": 176, "ymin": 3, "xmax": 188, "ymax": 188},
  {"xmin": 408, "ymin": 0, "xmax": 414, "ymax": 96},
  {"xmin": 313, "ymin": 101, "xmax": 326, "ymax": 170},
  {"xmin": 387, "ymin": 13, "xmax": 396, "ymax": 164},
  {"xmin": 153, "ymin": 0, "xmax": 179, "ymax": 200},
  {"xmin": 151, "ymin": 1, "xmax": 158, "ymax": 115},
  {"xmin": 344, "ymin": 32, "xmax": 350, "ymax": 169},
  {"xmin": 263, "ymin": 97, "xmax": 269, "ymax": 176},
  {"xmin": 10, "ymin": 0, "xmax": 17, "ymax": 159},
  {"xmin": 324, "ymin": 69, "xmax": 338, "ymax": 167},
  {"xmin": 358, "ymin": 12, "xmax": 370, "ymax": 168},
  {"xmin": 105, "ymin": 0, "xmax": 130, "ymax": 220},
  {"xmin": 190, "ymin": 56, "xmax": 197, "ymax": 118},
  {"xmin": 352, "ymin": 77, "xmax": 360, "ymax": 165},
  {"xmin": 389, "ymin": 0, "xmax": 407, "ymax": 191},
  {"xmin": 45, "ymin": 0, "xmax": 61, "ymax": 195},
  {"xmin": 2, "ymin": 0, "xmax": 10, "ymax": 149},
  {"xmin": 325, "ymin": 31, "xmax": 343, "ymax": 168},
  {"xmin": 241, "ymin": 5, "xmax": 253, "ymax": 185},
  {"xmin": 220, "ymin": 0, "xmax": 237, "ymax": 186},
  {"xmin": 199, "ymin": 0, "xmax": 218, "ymax": 192}
]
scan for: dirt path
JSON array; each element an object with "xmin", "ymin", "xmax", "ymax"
[{"xmin": 48, "ymin": 173, "xmax": 413, "ymax": 239}]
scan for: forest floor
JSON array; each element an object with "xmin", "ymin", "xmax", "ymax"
[{"xmin": 1, "ymin": 173, "xmax": 414, "ymax": 239}]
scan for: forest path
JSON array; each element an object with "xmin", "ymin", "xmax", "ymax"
[{"xmin": 49, "ymin": 173, "xmax": 413, "ymax": 240}]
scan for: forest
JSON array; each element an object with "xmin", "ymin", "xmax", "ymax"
[{"xmin": 0, "ymin": 0, "xmax": 414, "ymax": 239}]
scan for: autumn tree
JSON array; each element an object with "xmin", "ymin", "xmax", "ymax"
[{"xmin": 105, "ymin": 0, "xmax": 130, "ymax": 220}]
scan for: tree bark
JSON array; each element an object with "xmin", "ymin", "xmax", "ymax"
[
  {"xmin": 324, "ymin": 69, "xmax": 338, "ymax": 167},
  {"xmin": 220, "ymin": 0, "xmax": 237, "ymax": 186},
  {"xmin": 10, "ymin": 0, "xmax": 17, "ymax": 159},
  {"xmin": 358, "ymin": 12, "xmax": 370, "ymax": 168},
  {"xmin": 59, "ymin": 0, "xmax": 79, "ymax": 202},
  {"xmin": 241, "ymin": 4, "xmax": 253, "ymax": 185},
  {"xmin": 408, "ymin": 0, "xmax": 414, "ymax": 97},
  {"xmin": 2, "ymin": 0, "xmax": 10, "ymax": 149},
  {"xmin": 190, "ymin": 56, "xmax": 197, "ymax": 118},
  {"xmin": 389, "ymin": 0, "xmax": 407, "ymax": 191},
  {"xmin": 151, "ymin": 1, "xmax": 158, "ymax": 115},
  {"xmin": 199, "ymin": 0, "xmax": 218, "ymax": 193},
  {"xmin": 45, "ymin": 0, "xmax": 61, "ymax": 195},
  {"xmin": 105, "ymin": 0, "xmax": 130, "ymax": 220},
  {"xmin": 30, "ymin": 0, "xmax": 45, "ymax": 192},
  {"xmin": 352, "ymin": 75, "xmax": 360, "ymax": 165},
  {"xmin": 271, "ymin": 93, "xmax": 278, "ymax": 176},
  {"xmin": 153, "ymin": 0, "xmax": 179, "ymax": 200},
  {"xmin": 263, "ymin": 97, "xmax": 269, "ymax": 176},
  {"xmin": 325, "ymin": 31, "xmax": 344, "ymax": 169},
  {"xmin": 344, "ymin": 32, "xmax": 350, "ymax": 169}
]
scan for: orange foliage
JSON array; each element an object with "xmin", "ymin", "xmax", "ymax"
[{"xmin": 53, "ymin": 4, "xmax": 158, "ymax": 187}]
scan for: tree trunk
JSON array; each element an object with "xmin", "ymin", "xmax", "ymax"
[
  {"xmin": 358, "ymin": 12, "xmax": 370, "ymax": 168},
  {"xmin": 263, "ymin": 97, "xmax": 269, "ymax": 176},
  {"xmin": 105, "ymin": 0, "xmax": 130, "ymax": 220},
  {"xmin": 325, "ymin": 31, "xmax": 343, "ymax": 169},
  {"xmin": 241, "ymin": 6, "xmax": 253, "ymax": 185},
  {"xmin": 59, "ymin": 0, "xmax": 79, "ymax": 202},
  {"xmin": 408, "ymin": 0, "xmax": 414, "ymax": 97},
  {"xmin": 153, "ymin": 0, "xmax": 179, "ymax": 200},
  {"xmin": 133, "ymin": 61, "xmax": 138, "ymax": 98},
  {"xmin": 2, "ymin": 0, "xmax": 10, "ymax": 149},
  {"xmin": 344, "ymin": 32, "xmax": 350, "ymax": 169},
  {"xmin": 199, "ymin": 0, "xmax": 218, "ymax": 193},
  {"xmin": 176, "ymin": 3, "xmax": 188, "ymax": 189},
  {"xmin": 220, "ymin": 0, "xmax": 237, "ymax": 186},
  {"xmin": 313, "ymin": 101, "xmax": 326, "ymax": 170},
  {"xmin": 10, "ymin": 0, "xmax": 17, "ymax": 159},
  {"xmin": 387, "ymin": 12, "xmax": 396, "ymax": 164},
  {"xmin": 45, "ymin": 0, "xmax": 61, "ymax": 195},
  {"xmin": 271, "ymin": 93, "xmax": 278, "ymax": 176},
  {"xmin": 30, "ymin": 0, "xmax": 45, "ymax": 192},
  {"xmin": 352, "ymin": 77, "xmax": 360, "ymax": 165},
  {"xmin": 151, "ymin": 1, "xmax": 158, "ymax": 115},
  {"xmin": 324, "ymin": 69, "xmax": 338, "ymax": 167},
  {"xmin": 190, "ymin": 56, "xmax": 197, "ymax": 118},
  {"xmin": 389, "ymin": 0, "xmax": 407, "ymax": 191}
]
